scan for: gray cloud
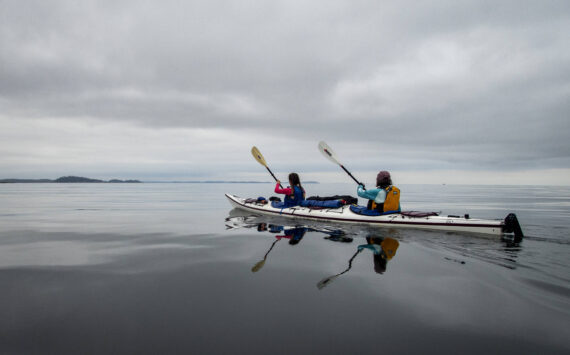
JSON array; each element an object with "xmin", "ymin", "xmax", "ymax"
[{"xmin": 1, "ymin": 0, "xmax": 569, "ymax": 181}]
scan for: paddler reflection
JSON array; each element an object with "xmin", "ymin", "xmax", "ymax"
[
  {"xmin": 251, "ymin": 224, "xmax": 308, "ymax": 272},
  {"xmin": 317, "ymin": 235, "xmax": 399, "ymax": 289},
  {"xmin": 359, "ymin": 236, "xmax": 399, "ymax": 274}
]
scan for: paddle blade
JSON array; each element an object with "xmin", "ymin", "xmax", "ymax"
[
  {"xmin": 251, "ymin": 146, "xmax": 267, "ymax": 167},
  {"xmin": 318, "ymin": 141, "xmax": 340, "ymax": 165},
  {"xmin": 316, "ymin": 275, "xmax": 338, "ymax": 290},
  {"xmin": 251, "ymin": 259, "xmax": 266, "ymax": 272}
]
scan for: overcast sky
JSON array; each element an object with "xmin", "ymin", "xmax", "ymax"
[{"xmin": 1, "ymin": 0, "xmax": 569, "ymax": 185}]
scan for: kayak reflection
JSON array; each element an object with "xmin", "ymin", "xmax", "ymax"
[
  {"xmin": 225, "ymin": 212, "xmax": 402, "ymax": 278},
  {"xmin": 251, "ymin": 223, "xmax": 345, "ymax": 272},
  {"xmin": 317, "ymin": 235, "xmax": 399, "ymax": 290},
  {"xmin": 251, "ymin": 225, "xmax": 306, "ymax": 272},
  {"xmin": 257, "ymin": 223, "xmax": 308, "ymax": 245},
  {"xmin": 226, "ymin": 209, "xmax": 526, "ymax": 279}
]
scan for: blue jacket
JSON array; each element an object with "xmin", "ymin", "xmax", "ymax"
[{"xmin": 283, "ymin": 186, "xmax": 305, "ymax": 207}]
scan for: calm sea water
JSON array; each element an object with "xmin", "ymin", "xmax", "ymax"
[{"xmin": 0, "ymin": 183, "xmax": 569, "ymax": 354}]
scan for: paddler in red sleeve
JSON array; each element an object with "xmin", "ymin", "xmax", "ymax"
[{"xmin": 275, "ymin": 173, "xmax": 306, "ymax": 207}]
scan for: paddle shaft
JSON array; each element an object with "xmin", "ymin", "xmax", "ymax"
[
  {"xmin": 334, "ymin": 249, "xmax": 363, "ymax": 277},
  {"xmin": 342, "ymin": 249, "xmax": 363, "ymax": 274},
  {"xmin": 340, "ymin": 164, "xmax": 365, "ymax": 189},
  {"xmin": 318, "ymin": 249, "xmax": 363, "ymax": 288},
  {"xmin": 264, "ymin": 238, "xmax": 280, "ymax": 259},
  {"xmin": 266, "ymin": 167, "xmax": 283, "ymax": 188},
  {"xmin": 319, "ymin": 141, "xmax": 366, "ymax": 189}
]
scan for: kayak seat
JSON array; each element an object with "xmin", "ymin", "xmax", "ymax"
[
  {"xmin": 349, "ymin": 205, "xmax": 381, "ymax": 216},
  {"xmin": 349, "ymin": 205, "xmax": 400, "ymax": 216}
]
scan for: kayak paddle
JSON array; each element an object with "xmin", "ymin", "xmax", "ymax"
[
  {"xmin": 318, "ymin": 141, "xmax": 365, "ymax": 189},
  {"xmin": 251, "ymin": 238, "xmax": 280, "ymax": 272},
  {"xmin": 251, "ymin": 146, "xmax": 283, "ymax": 188},
  {"xmin": 316, "ymin": 249, "xmax": 363, "ymax": 289}
]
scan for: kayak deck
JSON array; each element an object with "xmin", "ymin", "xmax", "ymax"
[{"xmin": 225, "ymin": 193, "xmax": 520, "ymax": 236}]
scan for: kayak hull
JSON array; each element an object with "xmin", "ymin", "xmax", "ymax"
[{"xmin": 225, "ymin": 193, "xmax": 506, "ymax": 236}]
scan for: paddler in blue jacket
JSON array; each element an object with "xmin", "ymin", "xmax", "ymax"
[
  {"xmin": 357, "ymin": 171, "xmax": 401, "ymax": 213},
  {"xmin": 275, "ymin": 173, "xmax": 306, "ymax": 207}
]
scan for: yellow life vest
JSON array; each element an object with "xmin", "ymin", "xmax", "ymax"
[
  {"xmin": 383, "ymin": 185, "xmax": 400, "ymax": 212},
  {"xmin": 370, "ymin": 185, "xmax": 401, "ymax": 212}
]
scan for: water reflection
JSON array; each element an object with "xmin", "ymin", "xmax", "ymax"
[
  {"xmin": 251, "ymin": 224, "xmax": 309, "ymax": 272},
  {"xmin": 359, "ymin": 236, "xmax": 399, "ymax": 274},
  {"xmin": 226, "ymin": 212, "xmax": 401, "ymax": 287},
  {"xmin": 317, "ymin": 235, "xmax": 399, "ymax": 289},
  {"xmin": 249, "ymin": 223, "xmax": 345, "ymax": 272},
  {"xmin": 257, "ymin": 224, "xmax": 308, "ymax": 245},
  {"xmin": 226, "ymin": 208, "xmax": 527, "ymax": 274}
]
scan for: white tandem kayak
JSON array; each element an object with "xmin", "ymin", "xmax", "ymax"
[{"xmin": 225, "ymin": 194, "xmax": 524, "ymax": 237}]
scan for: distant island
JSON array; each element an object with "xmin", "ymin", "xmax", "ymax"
[
  {"xmin": 0, "ymin": 176, "xmax": 142, "ymax": 183},
  {"xmin": 1, "ymin": 176, "xmax": 320, "ymax": 184}
]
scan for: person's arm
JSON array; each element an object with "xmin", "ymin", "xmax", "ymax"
[
  {"xmin": 357, "ymin": 185, "xmax": 379, "ymax": 200},
  {"xmin": 275, "ymin": 182, "xmax": 292, "ymax": 195}
]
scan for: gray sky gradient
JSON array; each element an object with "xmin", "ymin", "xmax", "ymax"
[{"xmin": 1, "ymin": 0, "xmax": 569, "ymax": 184}]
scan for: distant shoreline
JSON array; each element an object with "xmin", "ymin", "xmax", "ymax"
[
  {"xmin": 0, "ymin": 176, "xmax": 319, "ymax": 184},
  {"xmin": 0, "ymin": 176, "xmax": 141, "ymax": 183}
]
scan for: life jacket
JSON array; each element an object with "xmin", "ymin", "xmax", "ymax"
[
  {"xmin": 369, "ymin": 185, "xmax": 401, "ymax": 213},
  {"xmin": 283, "ymin": 186, "xmax": 305, "ymax": 207}
]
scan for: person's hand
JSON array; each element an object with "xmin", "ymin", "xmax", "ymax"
[
  {"xmin": 358, "ymin": 183, "xmax": 366, "ymax": 190},
  {"xmin": 276, "ymin": 180, "xmax": 281, "ymax": 185}
]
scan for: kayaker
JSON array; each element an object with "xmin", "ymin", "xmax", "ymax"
[
  {"xmin": 275, "ymin": 172, "xmax": 306, "ymax": 207},
  {"xmin": 357, "ymin": 171, "xmax": 401, "ymax": 213}
]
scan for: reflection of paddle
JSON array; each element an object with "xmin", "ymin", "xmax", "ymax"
[
  {"xmin": 318, "ymin": 141, "xmax": 365, "ymax": 188},
  {"xmin": 251, "ymin": 238, "xmax": 280, "ymax": 272},
  {"xmin": 251, "ymin": 146, "xmax": 283, "ymax": 188},
  {"xmin": 317, "ymin": 249, "xmax": 363, "ymax": 289}
]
